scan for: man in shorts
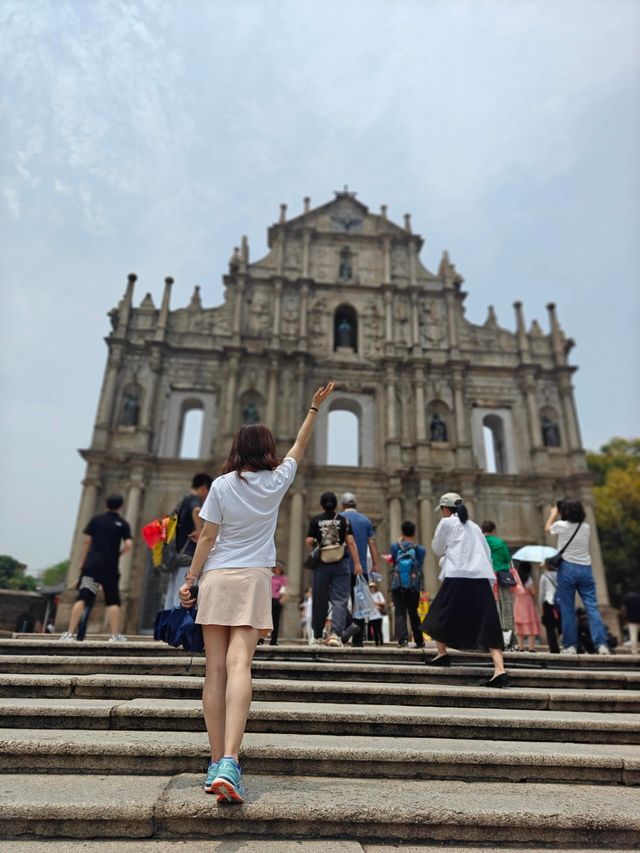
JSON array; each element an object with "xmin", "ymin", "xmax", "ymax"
[{"xmin": 59, "ymin": 495, "xmax": 132, "ymax": 642}]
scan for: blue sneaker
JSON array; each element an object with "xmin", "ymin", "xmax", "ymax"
[
  {"xmin": 212, "ymin": 756, "xmax": 246, "ymax": 803},
  {"xmin": 204, "ymin": 759, "xmax": 219, "ymax": 794}
]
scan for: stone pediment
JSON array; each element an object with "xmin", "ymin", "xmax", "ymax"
[{"xmin": 275, "ymin": 192, "xmax": 408, "ymax": 241}]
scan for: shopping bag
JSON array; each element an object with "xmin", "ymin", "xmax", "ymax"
[{"xmin": 352, "ymin": 575, "xmax": 380, "ymax": 622}]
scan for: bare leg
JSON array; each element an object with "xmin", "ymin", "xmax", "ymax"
[
  {"xmin": 202, "ymin": 625, "xmax": 230, "ymax": 761},
  {"xmin": 67, "ymin": 600, "xmax": 86, "ymax": 634},
  {"xmin": 435, "ymin": 641, "xmax": 448, "ymax": 658},
  {"xmin": 527, "ymin": 634, "xmax": 536, "ymax": 652},
  {"xmin": 224, "ymin": 626, "xmax": 260, "ymax": 759},
  {"xmin": 106, "ymin": 605, "xmax": 121, "ymax": 635},
  {"xmin": 489, "ymin": 646, "xmax": 506, "ymax": 677}
]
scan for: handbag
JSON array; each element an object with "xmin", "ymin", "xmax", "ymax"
[
  {"xmin": 319, "ymin": 543, "xmax": 346, "ymax": 563},
  {"xmin": 496, "ymin": 569, "xmax": 516, "ymax": 588},
  {"xmin": 545, "ymin": 522, "xmax": 582, "ymax": 569}
]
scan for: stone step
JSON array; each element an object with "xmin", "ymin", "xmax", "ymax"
[
  {"xmin": 2, "ymin": 672, "xmax": 639, "ymax": 714},
  {"xmin": 1, "ymin": 728, "xmax": 637, "ymax": 786},
  {"xmin": 3, "ymin": 638, "xmax": 638, "ymax": 669},
  {"xmin": 4, "ymin": 845, "xmax": 638, "ymax": 853},
  {"xmin": 2, "ymin": 697, "xmax": 639, "ymax": 744},
  {"xmin": 3, "ymin": 654, "xmax": 638, "ymax": 690},
  {"xmin": 1, "ymin": 773, "xmax": 638, "ymax": 846}
]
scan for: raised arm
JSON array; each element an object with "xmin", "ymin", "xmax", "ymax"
[
  {"xmin": 286, "ymin": 382, "xmax": 336, "ymax": 465},
  {"xmin": 544, "ymin": 505, "xmax": 559, "ymax": 533}
]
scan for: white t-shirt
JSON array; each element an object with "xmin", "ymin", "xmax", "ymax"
[
  {"xmin": 200, "ymin": 457, "xmax": 297, "ymax": 570},
  {"xmin": 549, "ymin": 520, "xmax": 591, "ymax": 566},
  {"xmin": 432, "ymin": 516, "xmax": 495, "ymax": 582}
]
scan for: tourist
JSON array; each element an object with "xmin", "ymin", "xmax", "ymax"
[
  {"xmin": 511, "ymin": 562, "xmax": 541, "ymax": 652},
  {"xmin": 422, "ymin": 493, "xmax": 508, "ymax": 687},
  {"xmin": 621, "ymin": 589, "xmax": 640, "ymax": 654},
  {"xmin": 390, "ymin": 520, "xmax": 426, "ymax": 649},
  {"xmin": 164, "ymin": 473, "xmax": 213, "ymax": 609},
  {"xmin": 59, "ymin": 495, "xmax": 132, "ymax": 643},
  {"xmin": 306, "ymin": 491, "xmax": 362, "ymax": 646},
  {"xmin": 481, "ymin": 520, "xmax": 515, "ymax": 649},
  {"xmin": 368, "ymin": 580, "xmax": 386, "ymax": 645},
  {"xmin": 545, "ymin": 499, "xmax": 611, "ymax": 655},
  {"xmin": 340, "ymin": 492, "xmax": 382, "ymax": 646},
  {"xmin": 178, "ymin": 382, "xmax": 335, "ymax": 803},
  {"xmin": 269, "ymin": 561, "xmax": 288, "ymax": 646},
  {"xmin": 539, "ymin": 564, "xmax": 561, "ymax": 654}
]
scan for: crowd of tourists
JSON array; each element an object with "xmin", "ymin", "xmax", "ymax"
[{"xmin": 55, "ymin": 380, "xmax": 637, "ymax": 805}]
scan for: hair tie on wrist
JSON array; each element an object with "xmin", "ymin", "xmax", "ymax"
[{"xmin": 310, "ymin": 406, "xmax": 318, "ymax": 412}]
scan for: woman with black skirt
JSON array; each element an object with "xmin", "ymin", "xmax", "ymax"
[{"xmin": 423, "ymin": 492, "xmax": 508, "ymax": 688}]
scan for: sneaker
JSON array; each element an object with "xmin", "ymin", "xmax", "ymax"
[
  {"xmin": 597, "ymin": 644, "xmax": 612, "ymax": 655},
  {"xmin": 326, "ymin": 635, "xmax": 341, "ymax": 647},
  {"xmin": 108, "ymin": 633, "xmax": 128, "ymax": 643},
  {"xmin": 58, "ymin": 631, "xmax": 76, "ymax": 642},
  {"xmin": 204, "ymin": 760, "xmax": 219, "ymax": 794},
  {"xmin": 561, "ymin": 645, "xmax": 577, "ymax": 655},
  {"xmin": 212, "ymin": 756, "xmax": 246, "ymax": 804}
]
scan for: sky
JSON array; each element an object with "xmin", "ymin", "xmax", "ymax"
[{"xmin": 1, "ymin": 0, "xmax": 639, "ymax": 572}]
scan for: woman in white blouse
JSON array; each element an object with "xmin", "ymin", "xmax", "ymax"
[
  {"xmin": 422, "ymin": 492, "xmax": 508, "ymax": 687},
  {"xmin": 178, "ymin": 382, "xmax": 335, "ymax": 803}
]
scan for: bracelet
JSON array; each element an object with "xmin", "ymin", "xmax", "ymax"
[{"xmin": 310, "ymin": 406, "xmax": 318, "ymax": 413}]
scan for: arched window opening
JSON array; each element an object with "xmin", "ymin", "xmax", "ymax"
[
  {"xmin": 178, "ymin": 405, "xmax": 204, "ymax": 459},
  {"xmin": 540, "ymin": 407, "xmax": 561, "ymax": 448},
  {"xmin": 482, "ymin": 414, "xmax": 507, "ymax": 474},
  {"xmin": 327, "ymin": 409, "xmax": 359, "ymax": 466},
  {"xmin": 334, "ymin": 304, "xmax": 358, "ymax": 353}
]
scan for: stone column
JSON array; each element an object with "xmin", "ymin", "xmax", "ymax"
[
  {"xmin": 272, "ymin": 280, "xmax": 283, "ymax": 347},
  {"xmin": 410, "ymin": 289, "xmax": 420, "ymax": 353},
  {"xmin": 385, "ymin": 366, "xmax": 397, "ymax": 441},
  {"xmin": 93, "ymin": 345, "xmax": 123, "ymax": 448},
  {"xmin": 223, "ymin": 355, "xmax": 240, "ymax": 435},
  {"xmin": 413, "ymin": 367, "xmax": 427, "ymax": 443},
  {"xmin": 559, "ymin": 373, "xmax": 581, "ymax": 452},
  {"xmin": 302, "ymin": 231, "xmax": 311, "ymax": 279},
  {"xmin": 265, "ymin": 357, "xmax": 279, "ymax": 430},
  {"xmin": 388, "ymin": 496, "xmax": 402, "ymax": 542},
  {"xmin": 67, "ymin": 467, "xmax": 101, "ymax": 588},
  {"xmin": 382, "ymin": 237, "xmax": 391, "ymax": 285},
  {"xmin": 444, "ymin": 288, "xmax": 460, "ymax": 356},
  {"xmin": 452, "ymin": 369, "xmax": 471, "ymax": 466},
  {"xmin": 383, "ymin": 287, "xmax": 394, "ymax": 355},
  {"xmin": 232, "ymin": 277, "xmax": 246, "ymax": 338},
  {"xmin": 284, "ymin": 491, "xmax": 305, "ymax": 638},
  {"xmin": 299, "ymin": 283, "xmax": 309, "ymax": 349},
  {"xmin": 118, "ymin": 470, "xmax": 145, "ymax": 617},
  {"xmin": 419, "ymin": 495, "xmax": 439, "ymax": 597}
]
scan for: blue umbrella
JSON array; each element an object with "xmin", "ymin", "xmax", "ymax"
[{"xmin": 512, "ymin": 545, "xmax": 558, "ymax": 563}]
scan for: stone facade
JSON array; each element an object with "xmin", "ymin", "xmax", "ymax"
[{"xmin": 58, "ymin": 191, "xmax": 608, "ymax": 636}]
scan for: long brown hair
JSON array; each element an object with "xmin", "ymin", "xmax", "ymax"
[{"xmin": 221, "ymin": 424, "xmax": 279, "ymax": 479}]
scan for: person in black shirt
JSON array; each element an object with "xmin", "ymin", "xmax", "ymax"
[
  {"xmin": 305, "ymin": 491, "xmax": 362, "ymax": 646},
  {"xmin": 164, "ymin": 473, "xmax": 214, "ymax": 609},
  {"xmin": 59, "ymin": 495, "xmax": 132, "ymax": 642}
]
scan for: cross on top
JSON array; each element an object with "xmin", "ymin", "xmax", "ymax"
[{"xmin": 334, "ymin": 185, "xmax": 357, "ymax": 199}]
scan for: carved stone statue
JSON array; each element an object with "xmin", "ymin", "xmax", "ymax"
[
  {"xmin": 338, "ymin": 248, "xmax": 353, "ymax": 282},
  {"xmin": 541, "ymin": 415, "xmax": 561, "ymax": 448},
  {"xmin": 243, "ymin": 401, "xmax": 261, "ymax": 424},
  {"xmin": 120, "ymin": 388, "xmax": 140, "ymax": 427},
  {"xmin": 337, "ymin": 316, "xmax": 354, "ymax": 349},
  {"xmin": 430, "ymin": 412, "xmax": 448, "ymax": 443}
]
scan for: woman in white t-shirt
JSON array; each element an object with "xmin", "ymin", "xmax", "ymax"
[
  {"xmin": 545, "ymin": 498, "xmax": 610, "ymax": 656},
  {"xmin": 178, "ymin": 382, "xmax": 335, "ymax": 804}
]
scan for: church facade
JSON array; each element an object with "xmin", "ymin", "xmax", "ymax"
[{"xmin": 59, "ymin": 191, "xmax": 608, "ymax": 636}]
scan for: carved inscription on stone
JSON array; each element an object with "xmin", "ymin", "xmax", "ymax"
[
  {"xmin": 394, "ymin": 296, "xmax": 411, "ymax": 347},
  {"xmin": 420, "ymin": 299, "xmax": 448, "ymax": 348},
  {"xmin": 245, "ymin": 290, "xmax": 272, "ymax": 338},
  {"xmin": 362, "ymin": 298, "xmax": 384, "ymax": 358},
  {"xmin": 309, "ymin": 296, "xmax": 330, "ymax": 355},
  {"xmin": 281, "ymin": 293, "xmax": 300, "ymax": 339}
]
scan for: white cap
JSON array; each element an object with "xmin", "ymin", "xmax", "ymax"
[
  {"xmin": 435, "ymin": 492, "xmax": 463, "ymax": 511},
  {"xmin": 340, "ymin": 492, "xmax": 357, "ymax": 506}
]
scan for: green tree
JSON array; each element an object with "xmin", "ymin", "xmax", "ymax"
[
  {"xmin": 587, "ymin": 438, "xmax": 640, "ymax": 605},
  {"xmin": 0, "ymin": 555, "xmax": 38, "ymax": 591},
  {"xmin": 40, "ymin": 560, "xmax": 69, "ymax": 587}
]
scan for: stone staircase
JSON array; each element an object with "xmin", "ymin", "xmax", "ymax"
[{"xmin": 0, "ymin": 638, "xmax": 639, "ymax": 851}]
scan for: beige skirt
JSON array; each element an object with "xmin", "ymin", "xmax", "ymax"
[{"xmin": 195, "ymin": 567, "xmax": 273, "ymax": 630}]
